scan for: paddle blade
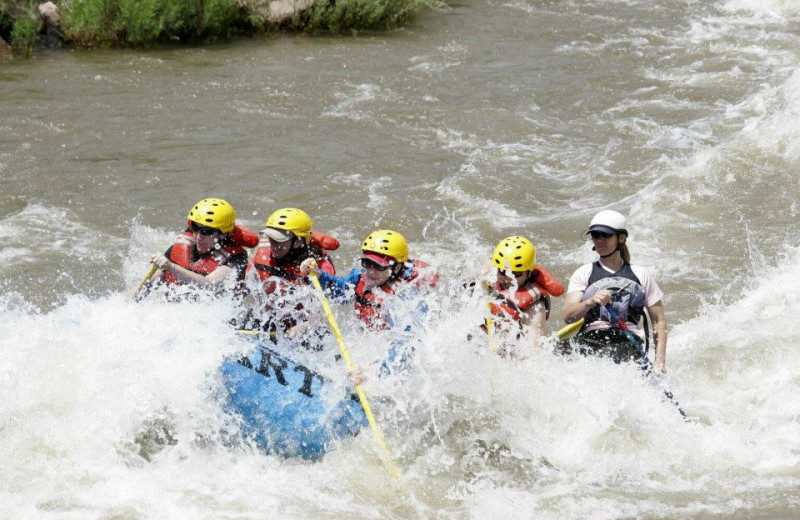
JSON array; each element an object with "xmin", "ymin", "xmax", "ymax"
[{"xmin": 555, "ymin": 318, "xmax": 584, "ymax": 340}]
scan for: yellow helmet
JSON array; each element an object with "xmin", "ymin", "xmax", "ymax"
[
  {"xmin": 265, "ymin": 208, "xmax": 312, "ymax": 239},
  {"xmin": 492, "ymin": 236, "xmax": 536, "ymax": 272},
  {"xmin": 361, "ymin": 229, "xmax": 409, "ymax": 263},
  {"xmin": 187, "ymin": 198, "xmax": 236, "ymax": 233}
]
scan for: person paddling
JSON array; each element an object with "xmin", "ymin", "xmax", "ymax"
[
  {"xmin": 248, "ymin": 208, "xmax": 338, "ymax": 284},
  {"xmin": 302, "ymin": 229, "xmax": 438, "ymax": 375},
  {"xmin": 244, "ymin": 207, "xmax": 339, "ymax": 344},
  {"xmin": 483, "ymin": 236, "xmax": 564, "ymax": 356},
  {"xmin": 562, "ymin": 210, "xmax": 668, "ymax": 371},
  {"xmin": 147, "ymin": 198, "xmax": 257, "ymax": 292}
]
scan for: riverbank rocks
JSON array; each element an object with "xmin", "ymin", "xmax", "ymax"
[
  {"xmin": 270, "ymin": 0, "xmax": 314, "ymax": 23},
  {"xmin": 243, "ymin": 0, "xmax": 315, "ymax": 24},
  {"xmin": 38, "ymin": 1, "xmax": 60, "ymax": 26},
  {"xmin": 0, "ymin": 37, "xmax": 11, "ymax": 59},
  {"xmin": 38, "ymin": 1, "xmax": 63, "ymax": 48}
]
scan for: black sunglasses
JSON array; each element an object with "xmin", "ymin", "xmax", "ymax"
[
  {"xmin": 192, "ymin": 223, "xmax": 219, "ymax": 236},
  {"xmin": 497, "ymin": 268, "xmax": 527, "ymax": 278},
  {"xmin": 590, "ymin": 231, "xmax": 615, "ymax": 239},
  {"xmin": 361, "ymin": 259, "xmax": 390, "ymax": 271}
]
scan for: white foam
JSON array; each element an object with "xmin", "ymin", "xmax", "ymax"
[
  {"xmin": 322, "ymin": 82, "xmax": 386, "ymax": 121},
  {"xmin": 0, "ymin": 204, "xmax": 127, "ymax": 268},
  {"xmin": 722, "ymin": 0, "xmax": 798, "ymax": 19}
]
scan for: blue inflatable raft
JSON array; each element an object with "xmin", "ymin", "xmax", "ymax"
[{"xmin": 219, "ymin": 336, "xmax": 367, "ymax": 460}]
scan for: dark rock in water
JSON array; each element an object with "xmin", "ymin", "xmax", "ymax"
[
  {"xmin": 38, "ymin": 2, "xmax": 63, "ymax": 49},
  {"xmin": 42, "ymin": 24, "xmax": 63, "ymax": 49},
  {"xmin": 133, "ymin": 415, "xmax": 178, "ymax": 462}
]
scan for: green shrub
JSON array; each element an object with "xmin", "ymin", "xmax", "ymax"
[
  {"xmin": 10, "ymin": 11, "xmax": 40, "ymax": 56},
  {"xmin": 299, "ymin": 0, "xmax": 440, "ymax": 35},
  {"xmin": 62, "ymin": 0, "xmax": 116, "ymax": 46},
  {"xmin": 7, "ymin": 0, "xmax": 442, "ymax": 50},
  {"xmin": 199, "ymin": 0, "xmax": 242, "ymax": 41},
  {"xmin": 62, "ymin": 0, "xmax": 252, "ymax": 47},
  {"xmin": 1, "ymin": 0, "xmax": 39, "ymax": 46}
]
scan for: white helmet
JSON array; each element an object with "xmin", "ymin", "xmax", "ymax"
[{"xmin": 588, "ymin": 210, "xmax": 628, "ymax": 236}]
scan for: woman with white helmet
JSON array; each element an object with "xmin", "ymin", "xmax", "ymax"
[{"xmin": 562, "ymin": 210, "xmax": 668, "ymax": 371}]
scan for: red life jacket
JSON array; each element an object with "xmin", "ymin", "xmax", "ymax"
[
  {"xmin": 166, "ymin": 224, "xmax": 257, "ymax": 274},
  {"xmin": 532, "ymin": 264, "xmax": 564, "ymax": 297},
  {"xmin": 353, "ymin": 260, "xmax": 437, "ymax": 330},
  {"xmin": 246, "ymin": 232, "xmax": 339, "ymax": 334},
  {"xmin": 248, "ymin": 232, "xmax": 337, "ymax": 294},
  {"xmin": 309, "ymin": 230, "xmax": 339, "ymax": 252},
  {"xmin": 488, "ymin": 264, "xmax": 563, "ymax": 322},
  {"xmin": 163, "ymin": 229, "xmax": 248, "ymax": 285}
]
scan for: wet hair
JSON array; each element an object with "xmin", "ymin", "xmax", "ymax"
[{"xmin": 618, "ymin": 236, "xmax": 631, "ymax": 263}]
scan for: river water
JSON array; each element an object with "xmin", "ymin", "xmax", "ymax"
[{"xmin": 3, "ymin": 0, "xmax": 800, "ymax": 518}]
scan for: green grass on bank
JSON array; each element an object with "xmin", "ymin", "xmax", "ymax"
[
  {"xmin": 1, "ymin": 0, "xmax": 443, "ymax": 57},
  {"xmin": 62, "ymin": 0, "xmax": 248, "ymax": 47},
  {"xmin": 300, "ymin": 0, "xmax": 440, "ymax": 36}
]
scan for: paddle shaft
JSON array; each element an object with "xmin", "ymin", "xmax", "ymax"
[
  {"xmin": 485, "ymin": 303, "xmax": 499, "ymax": 354},
  {"xmin": 604, "ymin": 304, "xmax": 686, "ymax": 418},
  {"xmin": 307, "ymin": 268, "xmax": 403, "ymax": 480},
  {"xmin": 129, "ymin": 264, "xmax": 159, "ymax": 300},
  {"xmin": 555, "ymin": 318, "xmax": 584, "ymax": 340}
]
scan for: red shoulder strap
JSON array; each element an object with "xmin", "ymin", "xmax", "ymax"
[
  {"xmin": 310, "ymin": 230, "xmax": 340, "ymax": 251},
  {"xmin": 532, "ymin": 264, "xmax": 564, "ymax": 297},
  {"xmin": 316, "ymin": 256, "xmax": 336, "ymax": 275},
  {"xmin": 231, "ymin": 224, "xmax": 259, "ymax": 248},
  {"xmin": 168, "ymin": 230, "xmax": 194, "ymax": 269},
  {"xmin": 488, "ymin": 301, "xmax": 521, "ymax": 321}
]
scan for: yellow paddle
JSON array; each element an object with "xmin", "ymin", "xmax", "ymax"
[
  {"xmin": 307, "ymin": 264, "xmax": 403, "ymax": 481},
  {"xmin": 485, "ymin": 303, "xmax": 499, "ymax": 354},
  {"xmin": 129, "ymin": 264, "xmax": 159, "ymax": 300},
  {"xmin": 555, "ymin": 318, "xmax": 584, "ymax": 340}
]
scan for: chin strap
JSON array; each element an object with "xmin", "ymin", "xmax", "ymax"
[
  {"xmin": 592, "ymin": 245, "xmax": 619, "ymax": 259},
  {"xmin": 593, "ymin": 232, "xmax": 622, "ymax": 258}
]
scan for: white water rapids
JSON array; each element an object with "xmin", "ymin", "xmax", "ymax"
[{"xmin": 3, "ymin": 0, "xmax": 800, "ymax": 517}]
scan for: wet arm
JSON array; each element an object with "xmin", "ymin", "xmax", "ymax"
[
  {"xmin": 315, "ymin": 268, "xmax": 361, "ymax": 301},
  {"xmin": 151, "ymin": 254, "xmax": 233, "ymax": 286},
  {"xmin": 563, "ymin": 291, "xmax": 589, "ymax": 323},
  {"xmin": 563, "ymin": 290, "xmax": 612, "ymax": 323},
  {"xmin": 525, "ymin": 302, "xmax": 548, "ymax": 349},
  {"xmin": 648, "ymin": 300, "xmax": 667, "ymax": 372}
]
